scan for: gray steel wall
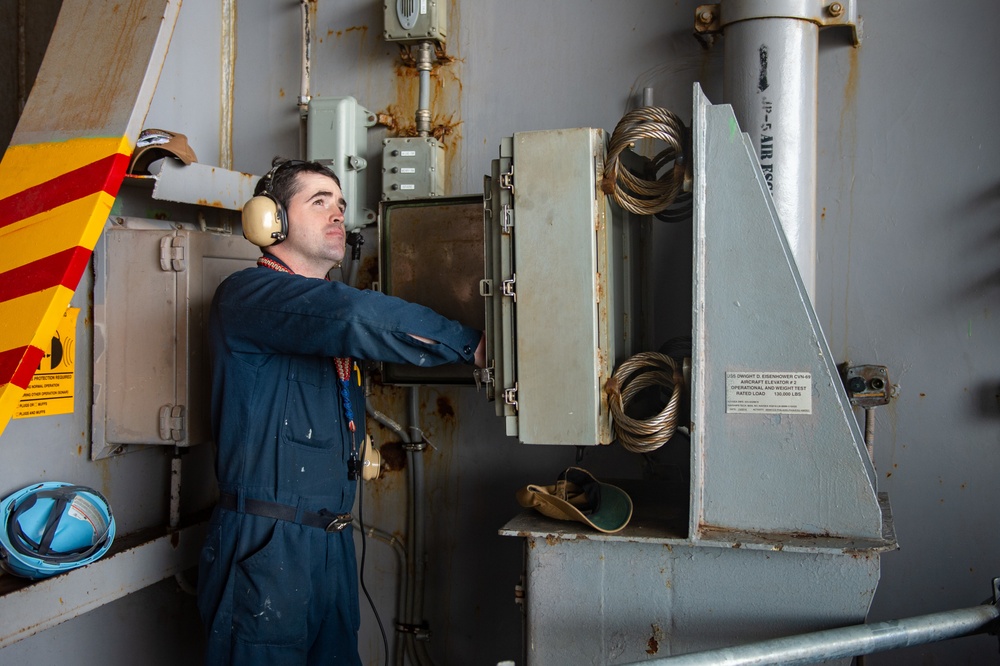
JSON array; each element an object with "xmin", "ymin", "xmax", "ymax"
[{"xmin": 1, "ymin": 1, "xmax": 998, "ymax": 663}]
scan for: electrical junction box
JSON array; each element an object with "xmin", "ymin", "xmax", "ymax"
[
  {"xmin": 377, "ymin": 195, "xmax": 485, "ymax": 385},
  {"xmin": 91, "ymin": 219, "xmax": 259, "ymax": 459},
  {"xmin": 306, "ymin": 96, "xmax": 377, "ymax": 231},
  {"xmin": 382, "ymin": 136, "xmax": 445, "ymax": 200},
  {"xmin": 483, "ymin": 128, "xmax": 642, "ymax": 446},
  {"xmin": 383, "ymin": 0, "xmax": 446, "ymax": 44}
]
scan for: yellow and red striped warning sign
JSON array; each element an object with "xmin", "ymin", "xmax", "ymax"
[{"xmin": 0, "ymin": 136, "xmax": 131, "ymax": 433}]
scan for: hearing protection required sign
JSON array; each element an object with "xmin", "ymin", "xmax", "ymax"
[{"xmin": 14, "ymin": 308, "xmax": 79, "ymax": 419}]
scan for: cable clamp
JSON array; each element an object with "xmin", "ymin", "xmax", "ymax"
[
  {"xmin": 395, "ymin": 621, "xmax": 432, "ymax": 641},
  {"xmin": 401, "ymin": 440, "xmax": 428, "ymax": 452}
]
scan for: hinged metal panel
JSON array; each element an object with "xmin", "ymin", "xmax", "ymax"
[
  {"xmin": 377, "ymin": 196, "xmax": 486, "ymax": 385},
  {"xmin": 96, "ymin": 227, "xmax": 178, "ymax": 451},
  {"xmin": 484, "ymin": 138, "xmax": 518, "ymax": 432},
  {"xmin": 485, "ymin": 128, "xmax": 623, "ymax": 445}
]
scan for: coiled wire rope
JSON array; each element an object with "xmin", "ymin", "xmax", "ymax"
[
  {"xmin": 606, "ymin": 352, "xmax": 684, "ymax": 454},
  {"xmin": 602, "ymin": 106, "xmax": 690, "ymax": 220},
  {"xmin": 603, "ymin": 107, "xmax": 690, "ymax": 452}
]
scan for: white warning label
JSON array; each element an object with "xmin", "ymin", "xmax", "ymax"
[{"xmin": 726, "ymin": 371, "xmax": 812, "ymax": 414}]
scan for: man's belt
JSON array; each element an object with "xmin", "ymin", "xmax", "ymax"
[{"xmin": 217, "ymin": 493, "xmax": 353, "ymax": 532}]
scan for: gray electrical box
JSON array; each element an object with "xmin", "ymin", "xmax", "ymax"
[
  {"xmin": 382, "ymin": 136, "xmax": 445, "ymax": 200},
  {"xmin": 483, "ymin": 128, "xmax": 640, "ymax": 446},
  {"xmin": 306, "ymin": 96, "xmax": 377, "ymax": 230},
  {"xmin": 378, "ymin": 195, "xmax": 485, "ymax": 385},
  {"xmin": 383, "ymin": 0, "xmax": 446, "ymax": 44},
  {"xmin": 92, "ymin": 220, "xmax": 259, "ymax": 458}
]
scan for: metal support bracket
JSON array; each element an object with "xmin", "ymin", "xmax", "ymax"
[{"xmin": 694, "ymin": 0, "xmax": 862, "ymax": 45}]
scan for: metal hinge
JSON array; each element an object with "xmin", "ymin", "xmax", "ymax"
[
  {"xmin": 500, "ymin": 203, "xmax": 514, "ymax": 234},
  {"xmin": 159, "ymin": 404, "xmax": 186, "ymax": 441},
  {"xmin": 474, "ymin": 365, "xmax": 494, "ymax": 391},
  {"xmin": 160, "ymin": 236, "xmax": 187, "ymax": 272},
  {"xmin": 502, "ymin": 274, "xmax": 517, "ymax": 302},
  {"xmin": 499, "ymin": 166, "xmax": 513, "ymax": 191},
  {"xmin": 503, "ymin": 384, "xmax": 518, "ymax": 411}
]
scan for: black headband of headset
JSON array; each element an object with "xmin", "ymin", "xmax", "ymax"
[{"xmin": 254, "ymin": 159, "xmax": 309, "ymax": 198}]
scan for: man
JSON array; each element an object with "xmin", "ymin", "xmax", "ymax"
[{"xmin": 197, "ymin": 158, "xmax": 484, "ymax": 665}]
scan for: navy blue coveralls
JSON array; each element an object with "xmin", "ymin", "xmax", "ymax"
[{"xmin": 197, "ymin": 257, "xmax": 480, "ymax": 665}]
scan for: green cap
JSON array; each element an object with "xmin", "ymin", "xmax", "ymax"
[{"xmin": 516, "ymin": 467, "xmax": 633, "ymax": 534}]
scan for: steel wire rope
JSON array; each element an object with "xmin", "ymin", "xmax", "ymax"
[
  {"xmin": 602, "ymin": 106, "xmax": 690, "ymax": 219},
  {"xmin": 606, "ymin": 352, "xmax": 684, "ymax": 453}
]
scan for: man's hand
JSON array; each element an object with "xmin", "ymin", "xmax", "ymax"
[{"xmin": 474, "ymin": 332, "xmax": 486, "ymax": 368}]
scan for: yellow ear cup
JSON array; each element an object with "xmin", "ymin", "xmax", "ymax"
[{"xmin": 242, "ymin": 195, "xmax": 286, "ymax": 247}]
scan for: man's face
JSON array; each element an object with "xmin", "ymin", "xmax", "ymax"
[{"xmin": 283, "ymin": 171, "xmax": 347, "ymax": 271}]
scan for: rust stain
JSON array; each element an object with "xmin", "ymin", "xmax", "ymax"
[
  {"xmin": 328, "ymin": 24, "xmax": 370, "ymax": 59},
  {"xmin": 837, "ymin": 45, "xmax": 861, "ymax": 356},
  {"xmin": 77, "ymin": 444, "xmax": 83, "ymax": 456},
  {"xmin": 385, "ymin": 24, "xmax": 465, "ymax": 193},
  {"xmin": 279, "ymin": 88, "xmax": 285, "ymax": 98},
  {"xmin": 379, "ymin": 440, "xmax": 407, "ymax": 472},
  {"xmin": 545, "ymin": 535, "xmax": 558, "ymax": 546},
  {"xmin": 435, "ymin": 395, "xmax": 455, "ymax": 419},
  {"xmin": 646, "ymin": 623, "xmax": 663, "ymax": 655},
  {"xmin": 357, "ymin": 255, "xmax": 379, "ymax": 290}
]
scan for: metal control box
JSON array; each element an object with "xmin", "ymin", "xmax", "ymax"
[
  {"xmin": 92, "ymin": 220, "xmax": 259, "ymax": 458},
  {"xmin": 483, "ymin": 128, "xmax": 640, "ymax": 445},
  {"xmin": 378, "ymin": 195, "xmax": 486, "ymax": 385},
  {"xmin": 383, "ymin": 0, "xmax": 446, "ymax": 44},
  {"xmin": 306, "ymin": 96, "xmax": 377, "ymax": 230},
  {"xmin": 382, "ymin": 136, "xmax": 445, "ymax": 200}
]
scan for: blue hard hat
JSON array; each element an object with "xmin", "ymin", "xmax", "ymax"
[{"xmin": 0, "ymin": 482, "xmax": 116, "ymax": 579}]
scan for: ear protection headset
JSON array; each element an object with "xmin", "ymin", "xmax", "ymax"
[{"xmin": 242, "ymin": 160, "xmax": 306, "ymax": 247}]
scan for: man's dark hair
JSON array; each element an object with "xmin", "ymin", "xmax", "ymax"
[{"xmin": 257, "ymin": 157, "xmax": 342, "ymax": 210}]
